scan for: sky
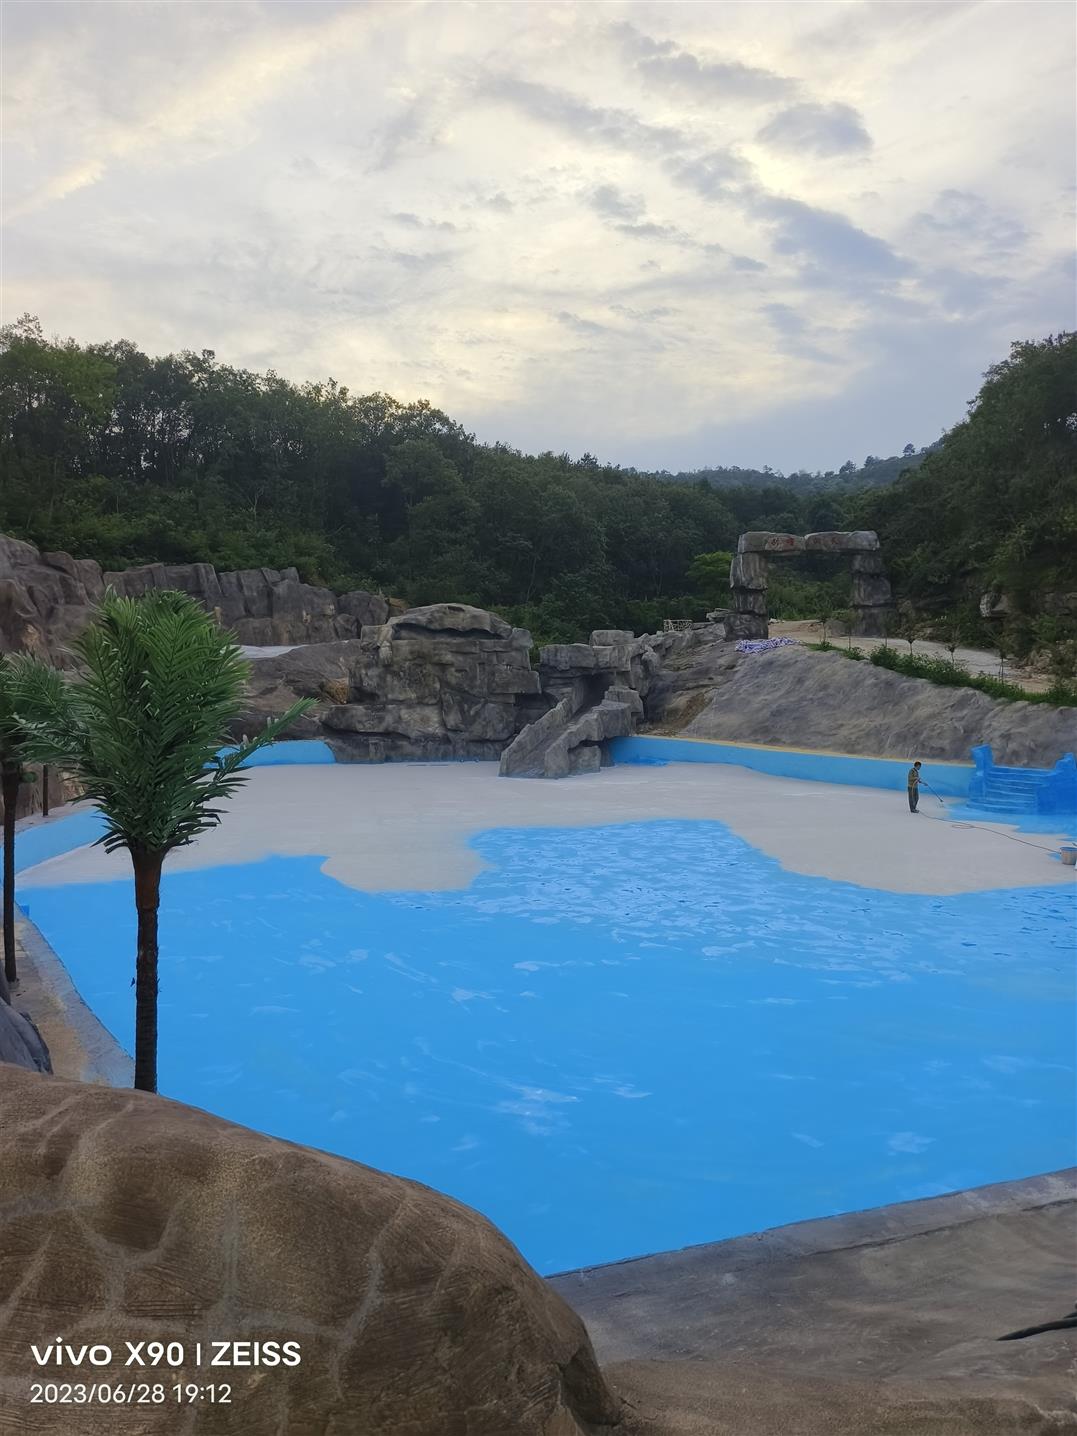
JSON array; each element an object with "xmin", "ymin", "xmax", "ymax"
[{"xmin": 2, "ymin": 0, "xmax": 1074, "ymax": 473}]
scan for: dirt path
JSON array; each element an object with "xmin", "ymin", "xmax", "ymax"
[{"xmin": 768, "ymin": 620, "xmax": 1050, "ymax": 693}]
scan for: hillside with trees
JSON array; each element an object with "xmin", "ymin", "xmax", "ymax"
[
  {"xmin": 659, "ymin": 446, "xmax": 935, "ymax": 495},
  {"xmin": 1, "ymin": 317, "xmax": 1073, "ymax": 657}
]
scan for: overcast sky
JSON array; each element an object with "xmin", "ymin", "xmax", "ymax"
[{"xmin": 3, "ymin": 1, "xmax": 1074, "ymax": 472}]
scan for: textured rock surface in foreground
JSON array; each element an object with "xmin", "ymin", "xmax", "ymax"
[{"xmin": 0, "ymin": 1064, "xmax": 619, "ymax": 1435}]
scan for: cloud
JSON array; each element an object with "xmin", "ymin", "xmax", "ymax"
[
  {"xmin": 371, "ymin": 247, "xmax": 458, "ymax": 272},
  {"xmin": 668, "ymin": 148, "xmax": 753, "ymax": 199},
  {"xmin": 909, "ymin": 189, "xmax": 1029, "ymax": 259},
  {"xmin": 612, "ymin": 21, "xmax": 797, "ymax": 102},
  {"xmin": 588, "ymin": 184, "xmax": 645, "ymax": 222},
  {"xmin": 476, "ymin": 72, "xmax": 685, "ymax": 157},
  {"xmin": 391, "ymin": 212, "xmax": 459, "ymax": 233},
  {"xmin": 557, "ymin": 311, "xmax": 613, "ymax": 337},
  {"xmin": 757, "ymin": 101, "xmax": 872, "ymax": 156},
  {"xmin": 369, "ymin": 88, "xmax": 457, "ymax": 172},
  {"xmin": 3, "ymin": 0, "xmax": 1070, "ymax": 475},
  {"xmin": 751, "ymin": 195, "xmax": 909, "ymax": 278},
  {"xmin": 7, "ymin": 5, "xmax": 373, "ymax": 219}
]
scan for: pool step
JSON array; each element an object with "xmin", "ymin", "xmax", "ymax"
[{"xmin": 975, "ymin": 762, "xmax": 1053, "ymax": 815}]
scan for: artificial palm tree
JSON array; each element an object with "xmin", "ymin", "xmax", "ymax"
[
  {"xmin": 14, "ymin": 590, "xmax": 312, "ymax": 1091},
  {"xmin": 0, "ymin": 653, "xmax": 64, "ymax": 1004}
]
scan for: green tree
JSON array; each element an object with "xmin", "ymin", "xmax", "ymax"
[
  {"xmin": 685, "ymin": 551, "xmax": 734, "ymax": 607},
  {"xmin": 866, "ymin": 333, "xmax": 1077, "ymax": 610},
  {"xmin": 895, "ymin": 614, "xmax": 919, "ymax": 656},
  {"xmin": 14, "ymin": 591, "xmax": 312, "ymax": 1091}
]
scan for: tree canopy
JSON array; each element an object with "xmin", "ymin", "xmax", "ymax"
[{"xmin": 1, "ymin": 317, "xmax": 1072, "ymax": 649}]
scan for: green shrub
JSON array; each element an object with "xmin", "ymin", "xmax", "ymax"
[{"xmin": 854, "ymin": 644, "xmax": 1077, "ymax": 707}]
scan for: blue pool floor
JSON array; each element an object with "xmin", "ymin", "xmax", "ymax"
[{"xmin": 18, "ymin": 818, "xmax": 1077, "ymax": 1275}]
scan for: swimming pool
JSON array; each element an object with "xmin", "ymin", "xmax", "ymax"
[{"xmin": 17, "ymin": 782, "xmax": 1075, "ymax": 1276}]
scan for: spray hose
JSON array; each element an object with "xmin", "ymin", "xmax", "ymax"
[{"xmin": 913, "ymin": 779, "xmax": 1077, "ymax": 854}]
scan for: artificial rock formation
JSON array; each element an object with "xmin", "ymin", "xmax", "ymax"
[
  {"xmin": 239, "ymin": 603, "xmax": 542, "ymax": 762},
  {"xmin": 0, "ymin": 533, "xmax": 390, "ymax": 662},
  {"xmin": 665, "ymin": 641, "xmax": 1077, "ymax": 768},
  {"xmin": 499, "ymin": 629, "xmax": 673, "ymax": 778},
  {"xmin": 728, "ymin": 530, "xmax": 895, "ymax": 639},
  {"xmin": 0, "ymin": 1065, "xmax": 619, "ymax": 1436}
]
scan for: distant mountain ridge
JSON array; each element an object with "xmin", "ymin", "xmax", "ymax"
[{"xmin": 651, "ymin": 445, "xmax": 939, "ymax": 496}]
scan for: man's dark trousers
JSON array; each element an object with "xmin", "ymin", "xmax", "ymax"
[{"xmin": 908, "ymin": 785, "xmax": 919, "ymax": 812}]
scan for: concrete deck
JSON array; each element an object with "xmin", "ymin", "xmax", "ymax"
[
  {"xmin": 17, "ymin": 760, "xmax": 1076, "ymax": 896},
  {"xmin": 8, "ymin": 914, "xmax": 132, "ymax": 1085},
  {"xmin": 551, "ymin": 1170, "xmax": 1077, "ymax": 1434}
]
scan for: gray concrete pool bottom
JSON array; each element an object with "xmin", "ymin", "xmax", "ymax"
[
  {"xmin": 18, "ymin": 760, "xmax": 1076, "ymax": 895},
  {"xmin": 553, "ymin": 1169, "xmax": 1077, "ymax": 1434}
]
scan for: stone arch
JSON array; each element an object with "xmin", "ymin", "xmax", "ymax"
[{"xmin": 726, "ymin": 530, "xmax": 894, "ymax": 639}]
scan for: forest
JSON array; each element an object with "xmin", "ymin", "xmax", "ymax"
[{"xmin": 1, "ymin": 317, "xmax": 1074, "ymax": 655}]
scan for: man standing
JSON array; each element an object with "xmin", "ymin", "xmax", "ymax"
[{"xmin": 907, "ymin": 760, "xmax": 922, "ymax": 812}]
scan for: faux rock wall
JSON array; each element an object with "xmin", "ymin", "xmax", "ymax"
[
  {"xmin": 0, "ymin": 533, "xmax": 391, "ymax": 663},
  {"xmin": 239, "ymin": 603, "xmax": 542, "ymax": 762},
  {"xmin": 499, "ymin": 629, "xmax": 677, "ymax": 777}
]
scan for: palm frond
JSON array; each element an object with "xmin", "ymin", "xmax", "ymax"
[{"xmin": 25, "ymin": 589, "xmax": 314, "ymax": 855}]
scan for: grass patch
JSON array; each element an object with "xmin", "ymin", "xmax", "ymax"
[{"xmin": 811, "ymin": 643, "xmax": 1077, "ymax": 707}]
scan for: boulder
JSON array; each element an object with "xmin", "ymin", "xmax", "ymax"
[
  {"xmin": 590, "ymin": 629, "xmax": 635, "ymax": 646},
  {"xmin": 387, "ymin": 603, "xmax": 514, "ymax": 639},
  {"xmin": 338, "ymin": 589, "xmax": 391, "ymax": 627},
  {"xmin": 738, "ymin": 532, "xmax": 805, "ymax": 554},
  {"xmin": 0, "ymin": 1065, "xmax": 619, "ymax": 1436},
  {"xmin": 730, "ymin": 551, "xmax": 767, "ymax": 590},
  {"xmin": 0, "ymin": 1005, "xmax": 51, "ymax": 1072},
  {"xmin": 536, "ymin": 643, "xmax": 599, "ymax": 674},
  {"xmin": 980, "ymin": 591, "xmax": 1013, "ymax": 620},
  {"xmin": 803, "ymin": 530, "xmax": 880, "ymax": 554},
  {"xmin": 500, "ymin": 696, "xmax": 577, "ymax": 776},
  {"xmin": 239, "ymin": 613, "xmax": 539, "ymax": 762}
]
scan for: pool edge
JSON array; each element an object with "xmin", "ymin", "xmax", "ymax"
[
  {"xmin": 14, "ymin": 902, "xmax": 133, "ymax": 1088},
  {"xmin": 547, "ymin": 1166, "xmax": 1077, "ymax": 1361}
]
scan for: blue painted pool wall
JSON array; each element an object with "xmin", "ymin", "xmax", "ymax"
[
  {"xmin": 610, "ymin": 735, "xmax": 973, "ymax": 797},
  {"xmin": 218, "ymin": 739, "xmax": 336, "ymax": 767},
  {"xmin": 1041, "ymin": 753, "xmax": 1077, "ymax": 815}
]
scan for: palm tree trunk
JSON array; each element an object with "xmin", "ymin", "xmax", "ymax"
[
  {"xmin": 132, "ymin": 850, "xmax": 164, "ymax": 1093},
  {"xmin": 2, "ymin": 762, "xmax": 21, "ymax": 991}
]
